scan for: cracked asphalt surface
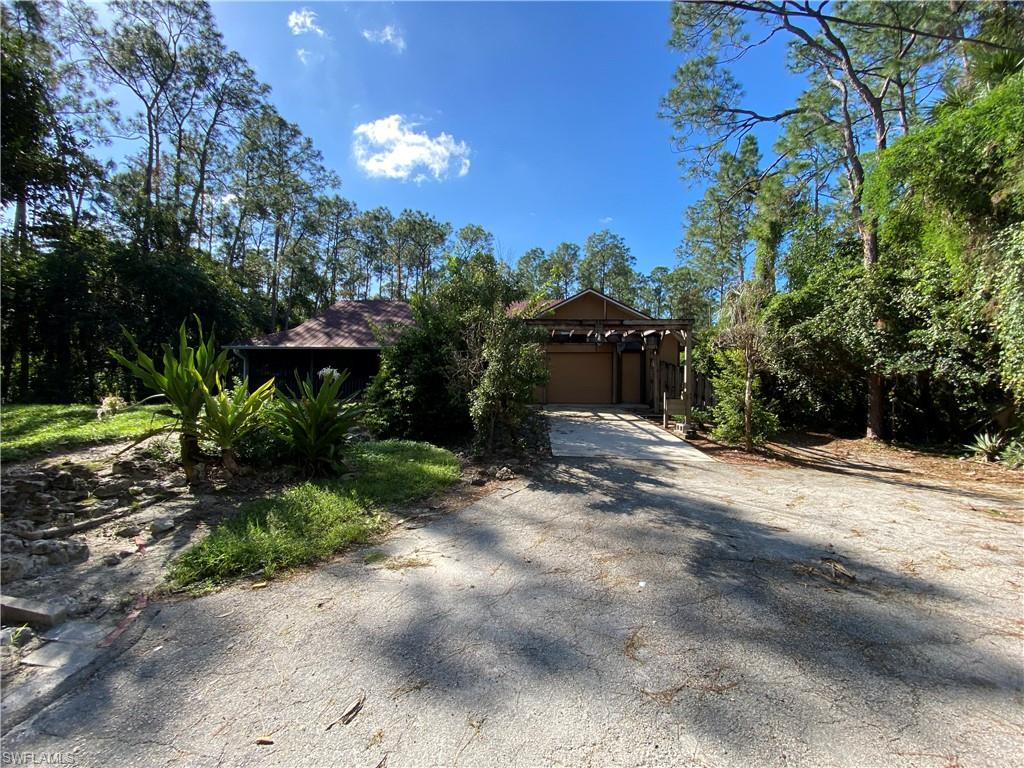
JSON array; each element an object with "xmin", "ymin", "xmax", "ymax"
[{"xmin": 4, "ymin": 431, "xmax": 1023, "ymax": 766}]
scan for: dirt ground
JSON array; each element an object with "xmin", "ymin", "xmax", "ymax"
[{"xmin": 686, "ymin": 430, "xmax": 1023, "ymax": 511}]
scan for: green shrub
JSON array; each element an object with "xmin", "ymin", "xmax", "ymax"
[
  {"xmin": 233, "ymin": 402, "xmax": 291, "ymax": 468},
  {"xmin": 466, "ymin": 307, "xmax": 548, "ymax": 452},
  {"xmin": 197, "ymin": 376, "xmax": 275, "ymax": 473},
  {"xmin": 365, "ymin": 251, "xmax": 529, "ymax": 446},
  {"xmin": 708, "ymin": 349, "xmax": 779, "ymax": 447},
  {"xmin": 1000, "ymin": 438, "xmax": 1024, "ymax": 469},
  {"xmin": 271, "ymin": 369, "xmax": 364, "ymax": 475}
]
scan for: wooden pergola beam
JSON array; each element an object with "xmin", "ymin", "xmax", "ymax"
[{"xmin": 523, "ymin": 318, "xmax": 694, "ymax": 330}]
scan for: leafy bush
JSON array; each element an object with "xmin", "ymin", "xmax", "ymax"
[
  {"xmin": 197, "ymin": 376, "xmax": 275, "ymax": 473},
  {"xmin": 271, "ymin": 369, "xmax": 364, "ymax": 475},
  {"xmin": 233, "ymin": 402, "xmax": 291, "ymax": 468},
  {"xmin": 687, "ymin": 406, "xmax": 714, "ymax": 429},
  {"xmin": 963, "ymin": 431, "xmax": 1007, "ymax": 462},
  {"xmin": 708, "ymin": 349, "xmax": 779, "ymax": 447},
  {"xmin": 1000, "ymin": 438, "xmax": 1024, "ymax": 470},
  {"xmin": 464, "ymin": 306, "xmax": 548, "ymax": 452},
  {"xmin": 364, "ymin": 323, "xmax": 462, "ymax": 440},
  {"xmin": 110, "ymin": 317, "xmax": 229, "ymax": 481},
  {"xmin": 365, "ymin": 251, "xmax": 529, "ymax": 446}
]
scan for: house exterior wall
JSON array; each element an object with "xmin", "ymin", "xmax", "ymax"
[{"xmin": 546, "ymin": 293, "xmax": 643, "ymax": 322}]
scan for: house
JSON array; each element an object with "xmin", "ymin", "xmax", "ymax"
[
  {"xmin": 517, "ymin": 288, "xmax": 695, "ymax": 412},
  {"xmin": 227, "ymin": 300, "xmax": 414, "ymax": 395}
]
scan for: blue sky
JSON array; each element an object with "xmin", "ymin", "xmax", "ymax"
[{"xmin": 209, "ymin": 1, "xmax": 803, "ymax": 274}]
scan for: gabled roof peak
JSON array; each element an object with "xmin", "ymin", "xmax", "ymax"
[{"xmin": 531, "ymin": 288, "xmax": 653, "ymax": 321}]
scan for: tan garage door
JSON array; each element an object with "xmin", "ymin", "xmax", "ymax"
[{"xmin": 547, "ymin": 351, "xmax": 613, "ymax": 403}]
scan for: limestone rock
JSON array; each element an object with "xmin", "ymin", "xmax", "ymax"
[
  {"xmin": 1, "ymin": 554, "xmax": 32, "ymax": 581},
  {"xmin": 150, "ymin": 518, "xmax": 175, "ymax": 535},
  {"xmin": 1, "ymin": 534, "xmax": 27, "ymax": 554},
  {"xmin": 93, "ymin": 479, "xmax": 132, "ymax": 499},
  {"xmin": 51, "ymin": 471, "xmax": 77, "ymax": 490}
]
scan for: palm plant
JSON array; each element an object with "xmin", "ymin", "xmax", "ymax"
[
  {"xmin": 271, "ymin": 369, "xmax": 364, "ymax": 475},
  {"xmin": 197, "ymin": 375, "xmax": 276, "ymax": 473},
  {"xmin": 111, "ymin": 317, "xmax": 229, "ymax": 482}
]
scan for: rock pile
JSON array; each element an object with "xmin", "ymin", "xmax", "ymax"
[{"xmin": 0, "ymin": 458, "xmax": 169, "ymax": 583}]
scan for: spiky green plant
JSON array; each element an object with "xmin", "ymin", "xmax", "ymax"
[
  {"xmin": 110, "ymin": 317, "xmax": 229, "ymax": 481},
  {"xmin": 197, "ymin": 375, "xmax": 276, "ymax": 473},
  {"xmin": 271, "ymin": 369, "xmax": 365, "ymax": 475},
  {"xmin": 963, "ymin": 431, "xmax": 1007, "ymax": 462}
]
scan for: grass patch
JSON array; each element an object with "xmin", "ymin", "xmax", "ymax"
[
  {"xmin": 1, "ymin": 404, "xmax": 175, "ymax": 462},
  {"xmin": 168, "ymin": 440, "xmax": 460, "ymax": 590}
]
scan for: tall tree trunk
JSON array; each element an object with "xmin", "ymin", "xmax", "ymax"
[
  {"xmin": 744, "ymin": 351, "xmax": 754, "ymax": 453},
  {"xmin": 269, "ymin": 226, "xmax": 281, "ymax": 331},
  {"xmin": 18, "ymin": 327, "xmax": 30, "ymax": 399}
]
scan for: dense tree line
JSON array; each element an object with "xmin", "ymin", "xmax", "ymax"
[
  {"xmin": 660, "ymin": 0, "xmax": 1023, "ymax": 445},
  {"xmin": 1, "ymin": 0, "xmax": 693, "ymax": 406},
  {"xmin": 3, "ymin": 0, "xmax": 1020, "ymax": 452}
]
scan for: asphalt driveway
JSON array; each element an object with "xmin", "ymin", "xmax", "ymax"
[
  {"xmin": 546, "ymin": 407, "xmax": 712, "ymax": 462},
  {"xmin": 5, "ymin": 453, "xmax": 1022, "ymax": 767}
]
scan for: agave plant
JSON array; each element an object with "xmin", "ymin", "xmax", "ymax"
[
  {"xmin": 963, "ymin": 431, "xmax": 1007, "ymax": 462},
  {"xmin": 197, "ymin": 375, "xmax": 276, "ymax": 474},
  {"xmin": 111, "ymin": 317, "xmax": 229, "ymax": 482},
  {"xmin": 271, "ymin": 369, "xmax": 364, "ymax": 475}
]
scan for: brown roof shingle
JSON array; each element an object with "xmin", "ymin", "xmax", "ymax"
[{"xmin": 230, "ymin": 300, "xmax": 414, "ymax": 349}]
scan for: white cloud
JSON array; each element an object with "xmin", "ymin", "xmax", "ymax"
[
  {"xmin": 288, "ymin": 8, "xmax": 325, "ymax": 37},
  {"xmin": 352, "ymin": 115, "xmax": 471, "ymax": 182},
  {"xmin": 599, "ymin": 216, "xmax": 614, "ymax": 224},
  {"xmin": 361, "ymin": 25, "xmax": 406, "ymax": 52},
  {"xmin": 296, "ymin": 48, "xmax": 312, "ymax": 65}
]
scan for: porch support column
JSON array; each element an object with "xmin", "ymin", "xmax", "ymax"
[
  {"xmin": 612, "ymin": 343, "xmax": 621, "ymax": 404},
  {"xmin": 681, "ymin": 329, "xmax": 696, "ymax": 438}
]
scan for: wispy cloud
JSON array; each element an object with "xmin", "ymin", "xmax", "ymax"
[
  {"xmin": 599, "ymin": 216, "xmax": 614, "ymax": 225},
  {"xmin": 352, "ymin": 115, "xmax": 470, "ymax": 182},
  {"xmin": 288, "ymin": 8, "xmax": 325, "ymax": 37},
  {"xmin": 361, "ymin": 25, "xmax": 406, "ymax": 53},
  {"xmin": 296, "ymin": 48, "xmax": 313, "ymax": 65}
]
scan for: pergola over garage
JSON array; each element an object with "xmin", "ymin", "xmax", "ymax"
[{"xmin": 517, "ymin": 289, "xmax": 695, "ymax": 414}]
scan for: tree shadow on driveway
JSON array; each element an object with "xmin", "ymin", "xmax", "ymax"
[{"xmin": 5, "ymin": 457, "xmax": 1022, "ymax": 766}]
